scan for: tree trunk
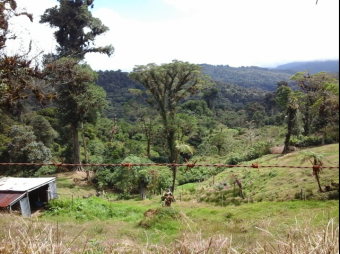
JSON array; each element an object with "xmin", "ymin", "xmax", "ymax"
[
  {"xmin": 72, "ymin": 124, "xmax": 83, "ymax": 171},
  {"xmin": 321, "ymin": 132, "xmax": 325, "ymax": 145},
  {"xmin": 303, "ymin": 107, "xmax": 310, "ymax": 136},
  {"xmin": 235, "ymin": 179, "xmax": 245, "ymax": 199},
  {"xmin": 283, "ymin": 108, "xmax": 296, "ymax": 154},
  {"xmin": 81, "ymin": 123, "xmax": 90, "ymax": 181},
  {"xmin": 140, "ymin": 185, "xmax": 147, "ymax": 200},
  {"xmin": 171, "ymin": 165, "xmax": 177, "ymax": 194},
  {"xmin": 147, "ymin": 138, "xmax": 151, "ymax": 158},
  {"xmin": 315, "ymin": 172, "xmax": 323, "ymax": 193},
  {"xmin": 167, "ymin": 128, "xmax": 177, "ymax": 193},
  {"xmin": 313, "ymin": 158, "xmax": 323, "ymax": 192},
  {"xmin": 81, "ymin": 124, "xmax": 89, "ymax": 164},
  {"xmin": 171, "ymin": 149, "xmax": 178, "ymax": 194},
  {"xmin": 217, "ymin": 145, "xmax": 222, "ymax": 156},
  {"xmin": 283, "ymin": 132, "xmax": 291, "ymax": 154}
]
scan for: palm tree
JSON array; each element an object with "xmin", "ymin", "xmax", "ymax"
[{"xmin": 300, "ymin": 151, "xmax": 326, "ymax": 192}]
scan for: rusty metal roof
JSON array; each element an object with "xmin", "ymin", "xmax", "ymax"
[
  {"xmin": 0, "ymin": 191, "xmax": 26, "ymax": 208},
  {"xmin": 0, "ymin": 177, "xmax": 56, "ymax": 192}
]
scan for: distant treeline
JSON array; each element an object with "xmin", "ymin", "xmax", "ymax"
[{"xmin": 200, "ymin": 64, "xmax": 294, "ymax": 91}]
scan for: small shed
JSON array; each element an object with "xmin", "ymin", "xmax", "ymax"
[{"xmin": 0, "ymin": 177, "xmax": 58, "ymax": 217}]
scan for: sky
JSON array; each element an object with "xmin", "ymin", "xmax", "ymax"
[{"xmin": 8, "ymin": 0, "xmax": 340, "ymax": 72}]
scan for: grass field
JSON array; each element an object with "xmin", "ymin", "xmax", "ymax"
[{"xmin": 0, "ymin": 144, "xmax": 339, "ymax": 253}]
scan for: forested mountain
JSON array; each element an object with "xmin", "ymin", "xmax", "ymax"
[
  {"xmin": 95, "ymin": 70, "xmax": 276, "ymax": 122},
  {"xmin": 199, "ymin": 61, "xmax": 339, "ymax": 91},
  {"xmin": 96, "ymin": 70, "xmax": 144, "ymax": 119},
  {"xmin": 275, "ymin": 60, "xmax": 339, "ymax": 74},
  {"xmin": 200, "ymin": 64, "xmax": 294, "ymax": 91}
]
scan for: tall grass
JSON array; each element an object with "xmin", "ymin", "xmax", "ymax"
[
  {"xmin": 0, "ymin": 213, "xmax": 338, "ymax": 254},
  {"xmin": 253, "ymin": 218, "xmax": 339, "ymax": 254}
]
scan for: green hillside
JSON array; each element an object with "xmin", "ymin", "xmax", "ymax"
[
  {"xmin": 179, "ymin": 144, "xmax": 339, "ymax": 204},
  {"xmin": 0, "ymin": 144, "xmax": 338, "ymax": 253},
  {"xmin": 200, "ymin": 64, "xmax": 295, "ymax": 90}
]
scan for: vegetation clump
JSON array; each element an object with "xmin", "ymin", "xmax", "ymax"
[{"xmin": 138, "ymin": 207, "xmax": 182, "ymax": 230}]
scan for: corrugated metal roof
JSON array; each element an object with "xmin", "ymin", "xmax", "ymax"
[
  {"xmin": 0, "ymin": 191, "xmax": 26, "ymax": 207},
  {"xmin": 0, "ymin": 177, "xmax": 56, "ymax": 192}
]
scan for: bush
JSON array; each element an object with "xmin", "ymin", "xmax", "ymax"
[
  {"xmin": 34, "ymin": 165, "xmax": 57, "ymax": 176},
  {"xmin": 138, "ymin": 207, "xmax": 181, "ymax": 230},
  {"xmin": 245, "ymin": 142, "xmax": 271, "ymax": 161},
  {"xmin": 177, "ymin": 166, "xmax": 210, "ymax": 185},
  {"xmin": 290, "ymin": 135, "xmax": 322, "ymax": 147},
  {"xmin": 225, "ymin": 153, "xmax": 245, "ymax": 165}
]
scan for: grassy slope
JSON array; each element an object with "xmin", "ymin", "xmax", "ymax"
[
  {"xmin": 180, "ymin": 144, "xmax": 339, "ymax": 203},
  {"xmin": 0, "ymin": 144, "xmax": 338, "ymax": 253}
]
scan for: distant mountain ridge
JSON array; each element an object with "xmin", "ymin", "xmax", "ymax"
[
  {"xmin": 200, "ymin": 64, "xmax": 294, "ymax": 91},
  {"xmin": 200, "ymin": 60, "xmax": 339, "ymax": 91},
  {"xmin": 274, "ymin": 60, "xmax": 339, "ymax": 74}
]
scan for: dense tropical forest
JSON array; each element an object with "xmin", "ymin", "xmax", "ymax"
[{"xmin": 0, "ymin": 0, "xmax": 339, "ymax": 196}]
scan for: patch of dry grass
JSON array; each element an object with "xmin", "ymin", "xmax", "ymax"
[
  {"xmin": 253, "ymin": 218, "xmax": 339, "ymax": 254},
  {"xmin": 0, "ymin": 211, "xmax": 338, "ymax": 254}
]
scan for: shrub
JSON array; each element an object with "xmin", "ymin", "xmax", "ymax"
[
  {"xmin": 226, "ymin": 153, "xmax": 244, "ymax": 165},
  {"xmin": 138, "ymin": 207, "xmax": 181, "ymax": 230},
  {"xmin": 245, "ymin": 142, "xmax": 271, "ymax": 161},
  {"xmin": 290, "ymin": 135, "xmax": 322, "ymax": 147},
  {"xmin": 34, "ymin": 165, "xmax": 57, "ymax": 176}
]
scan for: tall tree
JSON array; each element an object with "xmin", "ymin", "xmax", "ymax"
[
  {"xmin": 290, "ymin": 71, "xmax": 335, "ymax": 136},
  {"xmin": 123, "ymin": 99, "xmax": 160, "ymax": 158},
  {"xmin": 40, "ymin": 0, "xmax": 113, "ymax": 168},
  {"xmin": 128, "ymin": 60, "xmax": 212, "ymax": 192},
  {"xmin": 311, "ymin": 76, "xmax": 339, "ymax": 143},
  {"xmin": 40, "ymin": 0, "xmax": 113, "ymax": 60},
  {"xmin": 48, "ymin": 58, "xmax": 108, "ymax": 168},
  {"xmin": 276, "ymin": 85, "xmax": 300, "ymax": 154},
  {"xmin": 202, "ymin": 88, "xmax": 219, "ymax": 110}
]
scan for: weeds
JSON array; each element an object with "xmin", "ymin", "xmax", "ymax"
[
  {"xmin": 0, "ymin": 212, "xmax": 338, "ymax": 254},
  {"xmin": 254, "ymin": 218, "xmax": 339, "ymax": 254}
]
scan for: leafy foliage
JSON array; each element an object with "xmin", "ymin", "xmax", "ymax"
[
  {"xmin": 94, "ymin": 155, "xmax": 172, "ymax": 199},
  {"xmin": 0, "ymin": 1, "xmax": 53, "ymax": 112},
  {"xmin": 40, "ymin": 0, "xmax": 114, "ymax": 59},
  {"xmin": 1, "ymin": 125, "xmax": 51, "ymax": 175},
  {"xmin": 44, "ymin": 196, "xmax": 146, "ymax": 221},
  {"xmin": 129, "ymin": 60, "xmax": 213, "ymax": 191}
]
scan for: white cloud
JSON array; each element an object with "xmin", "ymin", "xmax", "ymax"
[
  {"xmin": 5, "ymin": 0, "xmax": 339, "ymax": 72},
  {"xmin": 86, "ymin": 0, "xmax": 339, "ymax": 71},
  {"xmin": 5, "ymin": 0, "xmax": 57, "ymax": 63}
]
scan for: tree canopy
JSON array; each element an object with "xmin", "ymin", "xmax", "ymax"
[
  {"xmin": 129, "ymin": 60, "xmax": 213, "ymax": 191},
  {"xmin": 40, "ymin": 0, "xmax": 114, "ymax": 60}
]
